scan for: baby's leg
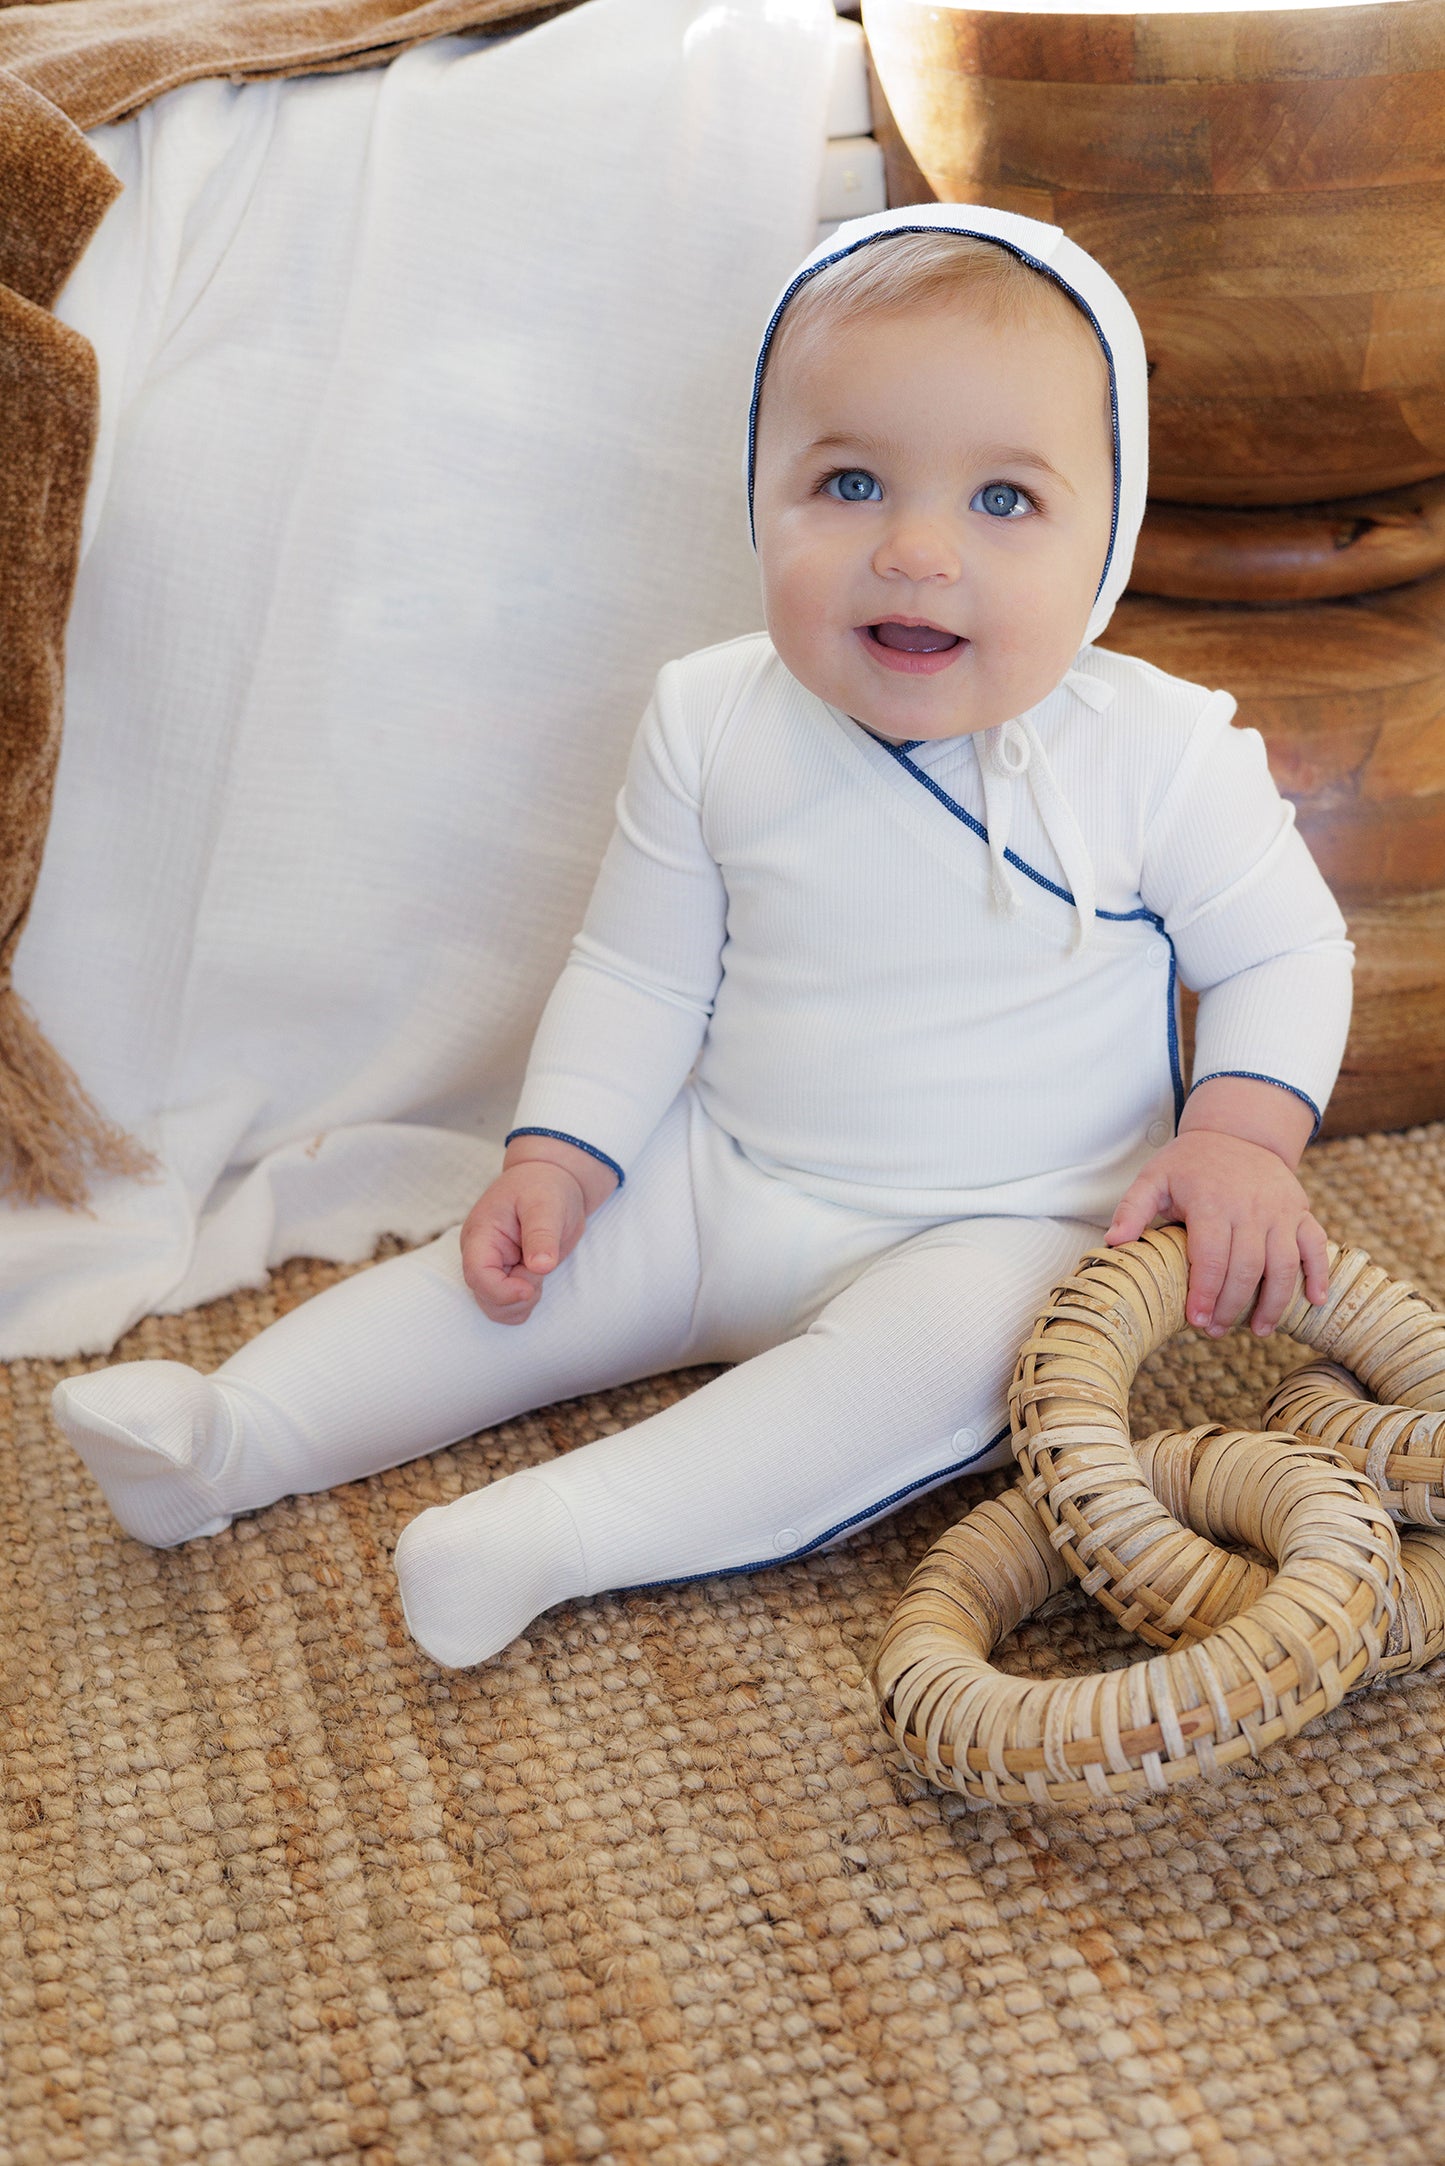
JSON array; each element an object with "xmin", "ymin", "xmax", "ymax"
[
  {"xmin": 395, "ymin": 1211, "xmax": 1097, "ymax": 1666},
  {"xmin": 52, "ymin": 1098, "xmax": 702, "ymax": 1550}
]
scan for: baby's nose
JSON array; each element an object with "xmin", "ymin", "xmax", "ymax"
[{"xmin": 875, "ymin": 517, "xmax": 961, "ymax": 583}]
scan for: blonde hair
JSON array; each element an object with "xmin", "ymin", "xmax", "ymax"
[{"xmin": 762, "ymin": 228, "xmax": 1106, "ymax": 397}]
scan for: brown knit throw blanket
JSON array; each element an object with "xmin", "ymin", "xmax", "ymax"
[{"xmin": 0, "ymin": 0, "xmax": 565, "ymax": 1206}]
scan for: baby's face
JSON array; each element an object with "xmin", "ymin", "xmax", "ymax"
[{"xmin": 751, "ymin": 296, "xmax": 1116, "ymax": 742}]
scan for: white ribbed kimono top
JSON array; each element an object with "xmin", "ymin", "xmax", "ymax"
[{"xmin": 509, "ymin": 630, "xmax": 1352, "ymax": 1226}]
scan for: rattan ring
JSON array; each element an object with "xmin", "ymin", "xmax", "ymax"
[
  {"xmin": 868, "ymin": 1229, "xmax": 1445, "ymax": 1806},
  {"xmin": 869, "ymin": 1433, "xmax": 1399, "ymax": 1808},
  {"xmin": 1009, "ymin": 1225, "xmax": 1445, "ymax": 1648},
  {"xmin": 1135, "ymin": 1420, "xmax": 1445, "ymax": 1680},
  {"xmin": 1264, "ymin": 1362, "xmax": 1445, "ymax": 1527}
]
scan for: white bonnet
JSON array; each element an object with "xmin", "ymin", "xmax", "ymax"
[{"xmin": 745, "ymin": 202, "xmax": 1150, "ymax": 647}]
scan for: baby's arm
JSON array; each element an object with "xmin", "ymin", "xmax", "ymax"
[
  {"xmin": 463, "ymin": 662, "xmax": 726, "ymax": 1321},
  {"xmin": 1124, "ymin": 686, "xmax": 1353, "ymax": 1336},
  {"xmin": 1105, "ymin": 1075, "xmax": 1327, "ymax": 1336}
]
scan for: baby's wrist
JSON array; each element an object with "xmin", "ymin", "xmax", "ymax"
[
  {"xmin": 502, "ymin": 1133, "xmax": 618, "ymax": 1215},
  {"xmin": 1177, "ymin": 1076, "xmax": 1314, "ymax": 1170}
]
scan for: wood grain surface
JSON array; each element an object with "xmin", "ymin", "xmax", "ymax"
[
  {"xmin": 864, "ymin": 0, "xmax": 1445, "ymax": 503},
  {"xmin": 1104, "ymin": 572, "xmax": 1445, "ymax": 1136},
  {"xmin": 1104, "ymin": 573, "xmax": 1445, "ymax": 905},
  {"xmin": 1133, "ymin": 479, "xmax": 1445, "ymax": 603},
  {"xmin": 1178, "ymin": 888, "xmax": 1445, "ymax": 1138}
]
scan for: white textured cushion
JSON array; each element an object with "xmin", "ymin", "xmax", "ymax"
[{"xmin": 9, "ymin": 0, "xmax": 834, "ymax": 1357}]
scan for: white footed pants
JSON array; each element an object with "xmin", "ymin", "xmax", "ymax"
[{"xmin": 54, "ymin": 1091, "xmax": 1099, "ymax": 1665}]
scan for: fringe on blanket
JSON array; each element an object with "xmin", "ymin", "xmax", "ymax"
[
  {"xmin": 0, "ymin": 71, "xmax": 141, "ymax": 1207},
  {"xmin": 0, "ymin": 986, "xmax": 155, "ymax": 1207}
]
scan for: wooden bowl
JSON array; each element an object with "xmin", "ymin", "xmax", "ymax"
[{"xmin": 864, "ymin": 0, "xmax": 1445, "ymax": 504}]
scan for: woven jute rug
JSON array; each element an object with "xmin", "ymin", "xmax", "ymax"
[{"xmin": 6, "ymin": 1126, "xmax": 1445, "ymax": 2166}]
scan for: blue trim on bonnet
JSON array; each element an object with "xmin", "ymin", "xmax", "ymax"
[
  {"xmin": 871, "ymin": 734, "xmax": 1186, "ymax": 1121},
  {"xmin": 613, "ymin": 1423, "xmax": 1011, "ymax": 1592},
  {"xmin": 504, "ymin": 1129, "xmax": 625, "ymax": 1187},
  {"xmin": 1187, "ymin": 1071, "xmax": 1323, "ymax": 1142},
  {"xmin": 746, "ymin": 225, "xmax": 1123, "ymax": 615}
]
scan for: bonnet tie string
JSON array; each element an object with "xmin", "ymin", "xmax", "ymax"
[
  {"xmin": 978, "ymin": 717, "xmax": 1027, "ymax": 918},
  {"xmin": 979, "ymin": 714, "xmax": 1098, "ymax": 951}
]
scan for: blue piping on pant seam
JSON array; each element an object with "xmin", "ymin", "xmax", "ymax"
[{"xmin": 610, "ymin": 1421, "xmax": 1011, "ymax": 1592}]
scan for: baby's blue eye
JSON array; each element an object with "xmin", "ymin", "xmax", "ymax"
[
  {"xmin": 826, "ymin": 469, "xmax": 882, "ymax": 503},
  {"xmin": 973, "ymin": 482, "xmax": 1030, "ymax": 519}
]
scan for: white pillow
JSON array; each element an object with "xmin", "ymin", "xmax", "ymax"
[{"xmin": 9, "ymin": 0, "xmax": 835, "ymax": 1357}]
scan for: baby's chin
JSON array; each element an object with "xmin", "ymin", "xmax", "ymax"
[
  {"xmin": 772, "ymin": 642, "xmax": 970, "ymax": 736},
  {"xmin": 835, "ymin": 686, "xmax": 983, "ymax": 743},
  {"xmin": 845, "ymin": 653, "xmax": 1086, "ymax": 742},
  {"xmin": 835, "ymin": 664, "xmax": 995, "ymax": 744}
]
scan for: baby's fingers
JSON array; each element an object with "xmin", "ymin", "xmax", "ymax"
[
  {"xmin": 461, "ymin": 1206, "xmax": 538, "ymax": 1320},
  {"xmin": 1249, "ymin": 1225, "xmax": 1305, "ymax": 1338},
  {"xmin": 516, "ymin": 1187, "xmax": 569, "ymax": 1278},
  {"xmin": 466, "ymin": 1243, "xmax": 544, "ymax": 1322},
  {"xmin": 1299, "ymin": 1212, "xmax": 1330, "ymax": 1305},
  {"xmin": 1183, "ymin": 1222, "xmax": 1231, "ymax": 1334},
  {"xmin": 1106, "ymin": 1168, "xmax": 1169, "ymax": 1247},
  {"xmin": 1210, "ymin": 1228, "xmax": 1268, "ymax": 1337}
]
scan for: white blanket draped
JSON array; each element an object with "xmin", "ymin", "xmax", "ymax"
[{"xmin": 5, "ymin": 0, "xmax": 834, "ymax": 1359}]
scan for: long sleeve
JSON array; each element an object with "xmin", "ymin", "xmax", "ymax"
[
  {"xmin": 508, "ymin": 665, "xmax": 729, "ymax": 1178},
  {"xmin": 1140, "ymin": 691, "xmax": 1354, "ymax": 1130}
]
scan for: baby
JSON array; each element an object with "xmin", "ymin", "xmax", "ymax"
[{"xmin": 54, "ymin": 204, "xmax": 1352, "ymax": 1670}]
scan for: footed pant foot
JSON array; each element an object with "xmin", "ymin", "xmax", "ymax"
[
  {"xmin": 51, "ymin": 1361, "xmax": 237, "ymax": 1547},
  {"xmin": 394, "ymin": 1472, "xmax": 589, "ymax": 1668}
]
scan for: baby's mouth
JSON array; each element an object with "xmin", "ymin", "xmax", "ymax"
[{"xmin": 866, "ymin": 619, "xmax": 961, "ymax": 654}]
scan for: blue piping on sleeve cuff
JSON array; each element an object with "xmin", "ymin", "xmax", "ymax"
[
  {"xmin": 1186, "ymin": 1072, "xmax": 1323, "ymax": 1142},
  {"xmin": 504, "ymin": 1129, "xmax": 625, "ymax": 1186}
]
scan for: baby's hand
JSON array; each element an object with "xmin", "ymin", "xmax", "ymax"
[
  {"xmin": 460, "ymin": 1162, "xmax": 589, "ymax": 1324},
  {"xmin": 1106, "ymin": 1115, "xmax": 1328, "ymax": 1339}
]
